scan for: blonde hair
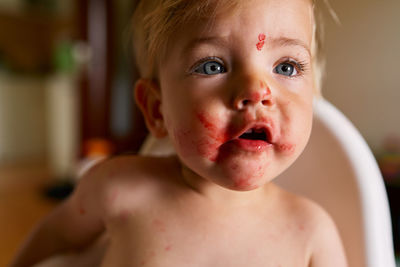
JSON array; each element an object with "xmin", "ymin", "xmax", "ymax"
[{"xmin": 131, "ymin": 0, "xmax": 331, "ymax": 95}]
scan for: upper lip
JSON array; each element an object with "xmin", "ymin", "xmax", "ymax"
[{"xmin": 233, "ymin": 120, "xmax": 275, "ymax": 144}]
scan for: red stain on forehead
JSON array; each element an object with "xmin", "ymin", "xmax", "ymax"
[{"xmin": 256, "ymin": 33, "xmax": 266, "ymax": 51}]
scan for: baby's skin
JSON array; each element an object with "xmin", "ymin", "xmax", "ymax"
[
  {"xmin": 71, "ymin": 155, "xmax": 344, "ymax": 267},
  {"xmin": 10, "ymin": 0, "xmax": 348, "ymax": 266}
]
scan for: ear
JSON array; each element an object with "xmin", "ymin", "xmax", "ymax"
[{"xmin": 134, "ymin": 79, "xmax": 168, "ymax": 138}]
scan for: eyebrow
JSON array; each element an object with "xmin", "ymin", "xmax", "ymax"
[
  {"xmin": 183, "ymin": 36, "xmax": 230, "ymax": 55},
  {"xmin": 269, "ymin": 36, "xmax": 311, "ymax": 57},
  {"xmin": 183, "ymin": 35, "xmax": 311, "ymax": 56}
]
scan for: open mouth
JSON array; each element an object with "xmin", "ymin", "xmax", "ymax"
[{"xmin": 239, "ymin": 128, "xmax": 269, "ymax": 142}]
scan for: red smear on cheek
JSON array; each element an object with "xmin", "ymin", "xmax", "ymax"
[
  {"xmin": 197, "ymin": 112, "xmax": 229, "ymax": 143},
  {"xmin": 256, "ymin": 33, "xmax": 266, "ymax": 51},
  {"xmin": 278, "ymin": 144, "xmax": 296, "ymax": 154},
  {"xmin": 196, "ymin": 139, "xmax": 219, "ymax": 162},
  {"xmin": 196, "ymin": 112, "xmax": 232, "ymax": 162}
]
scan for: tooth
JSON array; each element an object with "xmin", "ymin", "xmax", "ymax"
[{"xmin": 245, "ymin": 129, "xmax": 252, "ymax": 134}]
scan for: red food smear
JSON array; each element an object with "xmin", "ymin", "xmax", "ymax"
[
  {"xmin": 234, "ymin": 177, "xmax": 252, "ymax": 188},
  {"xmin": 250, "ymin": 91, "xmax": 261, "ymax": 102},
  {"xmin": 256, "ymin": 34, "xmax": 266, "ymax": 51},
  {"xmin": 278, "ymin": 144, "xmax": 296, "ymax": 154},
  {"xmin": 196, "ymin": 112, "xmax": 232, "ymax": 162}
]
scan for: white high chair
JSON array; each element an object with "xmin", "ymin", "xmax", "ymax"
[{"xmin": 140, "ymin": 98, "xmax": 396, "ymax": 267}]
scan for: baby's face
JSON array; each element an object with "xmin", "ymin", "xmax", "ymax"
[{"xmin": 158, "ymin": 0, "xmax": 315, "ymax": 191}]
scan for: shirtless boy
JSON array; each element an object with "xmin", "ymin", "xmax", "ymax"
[{"xmin": 11, "ymin": 0, "xmax": 347, "ymax": 266}]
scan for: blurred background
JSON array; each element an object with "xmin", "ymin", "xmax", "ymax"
[{"xmin": 0, "ymin": 0, "xmax": 399, "ymax": 265}]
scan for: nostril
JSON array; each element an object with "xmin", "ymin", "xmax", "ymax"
[
  {"xmin": 261, "ymin": 99, "xmax": 274, "ymax": 106},
  {"xmin": 242, "ymin": 99, "xmax": 250, "ymax": 106}
]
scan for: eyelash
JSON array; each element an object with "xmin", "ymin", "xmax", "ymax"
[
  {"xmin": 276, "ymin": 58, "xmax": 309, "ymax": 78},
  {"xmin": 188, "ymin": 56, "xmax": 225, "ymax": 75},
  {"xmin": 188, "ymin": 57, "xmax": 309, "ymax": 77}
]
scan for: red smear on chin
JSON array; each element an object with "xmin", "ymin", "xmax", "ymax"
[
  {"xmin": 234, "ymin": 177, "xmax": 252, "ymax": 188},
  {"xmin": 256, "ymin": 33, "xmax": 266, "ymax": 51}
]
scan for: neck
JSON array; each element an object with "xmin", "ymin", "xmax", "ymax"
[{"xmin": 178, "ymin": 159, "xmax": 277, "ymax": 208}]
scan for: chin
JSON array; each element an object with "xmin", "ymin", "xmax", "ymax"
[{"xmin": 215, "ymin": 165, "xmax": 271, "ymax": 191}]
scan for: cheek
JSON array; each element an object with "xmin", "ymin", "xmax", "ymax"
[
  {"xmin": 287, "ymin": 108, "xmax": 312, "ymax": 151},
  {"xmin": 277, "ymin": 100, "xmax": 313, "ymax": 155},
  {"xmin": 167, "ymin": 109, "xmax": 231, "ymax": 162},
  {"xmin": 195, "ymin": 111, "xmax": 231, "ymax": 162}
]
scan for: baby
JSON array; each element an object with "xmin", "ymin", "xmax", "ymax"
[{"xmin": 11, "ymin": 0, "xmax": 348, "ymax": 266}]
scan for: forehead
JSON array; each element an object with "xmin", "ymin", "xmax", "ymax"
[{"xmin": 164, "ymin": 0, "xmax": 314, "ymax": 58}]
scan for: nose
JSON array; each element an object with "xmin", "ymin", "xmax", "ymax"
[{"xmin": 233, "ymin": 79, "xmax": 274, "ymax": 110}]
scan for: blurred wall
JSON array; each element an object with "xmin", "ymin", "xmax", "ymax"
[
  {"xmin": 0, "ymin": 73, "xmax": 47, "ymax": 162},
  {"xmin": 0, "ymin": 0, "xmax": 398, "ymax": 163},
  {"xmin": 322, "ymin": 0, "xmax": 400, "ymax": 152}
]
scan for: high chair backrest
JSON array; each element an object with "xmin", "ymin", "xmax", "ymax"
[
  {"xmin": 139, "ymin": 98, "xmax": 396, "ymax": 267},
  {"xmin": 275, "ymin": 98, "xmax": 395, "ymax": 267}
]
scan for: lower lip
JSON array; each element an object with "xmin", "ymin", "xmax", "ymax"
[{"xmin": 230, "ymin": 138, "xmax": 271, "ymax": 152}]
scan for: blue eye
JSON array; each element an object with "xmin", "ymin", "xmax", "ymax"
[
  {"xmin": 274, "ymin": 62, "xmax": 298, "ymax": 77},
  {"xmin": 194, "ymin": 61, "xmax": 225, "ymax": 75}
]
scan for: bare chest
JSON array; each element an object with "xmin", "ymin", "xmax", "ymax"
[{"xmin": 101, "ymin": 211, "xmax": 310, "ymax": 267}]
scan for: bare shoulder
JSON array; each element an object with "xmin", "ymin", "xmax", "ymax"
[
  {"xmin": 274, "ymin": 187, "xmax": 348, "ymax": 267},
  {"xmin": 76, "ymin": 155, "xmax": 180, "ymax": 220}
]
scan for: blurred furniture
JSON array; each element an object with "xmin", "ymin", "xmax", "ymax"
[
  {"xmin": 0, "ymin": 163, "xmax": 57, "ymax": 267},
  {"xmin": 0, "ymin": 9, "xmax": 73, "ymax": 72},
  {"xmin": 78, "ymin": 0, "xmax": 147, "ymax": 157},
  {"xmin": 140, "ymin": 98, "xmax": 396, "ymax": 267}
]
